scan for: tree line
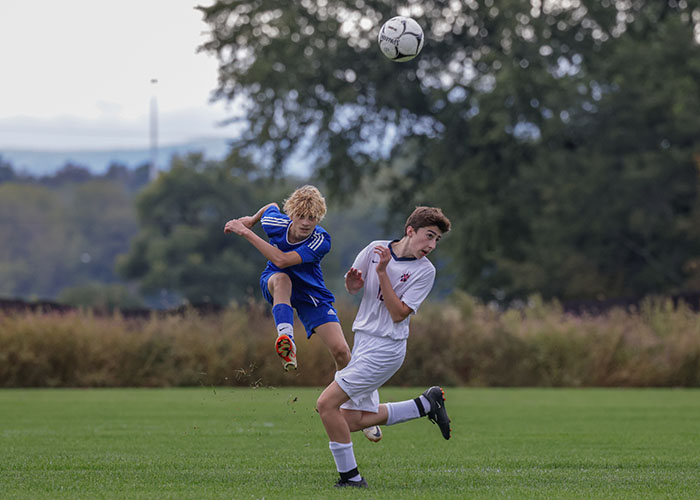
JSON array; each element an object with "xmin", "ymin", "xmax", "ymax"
[
  {"xmin": 0, "ymin": 160, "xmax": 148, "ymax": 307},
  {"xmin": 0, "ymin": 154, "xmax": 391, "ymax": 309},
  {"xmin": 3, "ymin": 1, "xmax": 700, "ymax": 309}
]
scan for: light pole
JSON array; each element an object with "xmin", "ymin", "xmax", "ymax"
[{"xmin": 149, "ymin": 78, "xmax": 159, "ymax": 181}]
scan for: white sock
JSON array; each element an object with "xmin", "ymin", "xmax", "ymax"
[
  {"xmin": 328, "ymin": 441, "xmax": 361, "ymax": 481},
  {"xmin": 386, "ymin": 399, "xmax": 421, "ymax": 425},
  {"xmin": 418, "ymin": 395, "xmax": 431, "ymax": 413},
  {"xmin": 276, "ymin": 322, "xmax": 293, "ymax": 339}
]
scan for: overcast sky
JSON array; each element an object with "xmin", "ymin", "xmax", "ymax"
[{"xmin": 0, "ymin": 0, "xmax": 238, "ymax": 151}]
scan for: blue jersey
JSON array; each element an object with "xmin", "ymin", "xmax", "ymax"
[{"xmin": 260, "ymin": 205, "xmax": 335, "ymax": 304}]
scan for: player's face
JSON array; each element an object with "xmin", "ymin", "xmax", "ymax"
[
  {"xmin": 407, "ymin": 225, "xmax": 442, "ymax": 258},
  {"xmin": 289, "ymin": 213, "xmax": 318, "ymax": 241}
]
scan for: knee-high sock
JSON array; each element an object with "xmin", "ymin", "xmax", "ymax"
[
  {"xmin": 271, "ymin": 303, "xmax": 294, "ymax": 338},
  {"xmin": 329, "ymin": 441, "xmax": 361, "ymax": 481},
  {"xmin": 385, "ymin": 395, "xmax": 430, "ymax": 425}
]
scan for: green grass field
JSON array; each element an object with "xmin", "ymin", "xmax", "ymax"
[{"xmin": 1, "ymin": 387, "xmax": 699, "ymax": 499}]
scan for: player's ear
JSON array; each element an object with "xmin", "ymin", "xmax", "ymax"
[{"xmin": 406, "ymin": 225, "xmax": 416, "ymax": 237}]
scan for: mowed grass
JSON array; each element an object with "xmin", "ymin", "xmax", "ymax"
[{"xmin": 1, "ymin": 387, "xmax": 699, "ymax": 499}]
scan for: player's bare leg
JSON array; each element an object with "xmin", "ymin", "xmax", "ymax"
[
  {"xmin": 314, "ymin": 322, "xmax": 380, "ymax": 439},
  {"xmin": 341, "ymin": 407, "xmax": 388, "ymax": 430},
  {"xmin": 339, "ymin": 405, "xmax": 387, "ymax": 442},
  {"xmin": 313, "ymin": 322, "xmax": 351, "ymax": 370},
  {"xmin": 317, "ymin": 381, "xmax": 367, "ymax": 487},
  {"xmin": 342, "ymin": 389, "xmax": 451, "ymax": 441}
]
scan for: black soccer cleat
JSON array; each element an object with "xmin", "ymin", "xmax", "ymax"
[
  {"xmin": 423, "ymin": 386, "xmax": 451, "ymax": 440},
  {"xmin": 334, "ymin": 477, "xmax": 369, "ymax": 488}
]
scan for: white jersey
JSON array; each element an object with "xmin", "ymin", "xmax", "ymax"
[{"xmin": 350, "ymin": 239, "xmax": 436, "ymax": 340}]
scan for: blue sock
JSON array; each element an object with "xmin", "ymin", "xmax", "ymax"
[{"xmin": 272, "ymin": 303, "xmax": 294, "ymax": 339}]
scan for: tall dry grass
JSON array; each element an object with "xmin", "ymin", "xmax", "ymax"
[
  {"xmin": 397, "ymin": 293, "xmax": 700, "ymax": 387},
  {"xmin": 1, "ymin": 293, "xmax": 699, "ymax": 387},
  {"xmin": 0, "ymin": 301, "xmax": 339, "ymax": 388}
]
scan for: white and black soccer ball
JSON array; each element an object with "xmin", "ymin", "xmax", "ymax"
[{"xmin": 377, "ymin": 16, "xmax": 424, "ymax": 62}]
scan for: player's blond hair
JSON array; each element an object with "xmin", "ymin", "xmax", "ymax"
[{"xmin": 283, "ymin": 185, "xmax": 327, "ymax": 221}]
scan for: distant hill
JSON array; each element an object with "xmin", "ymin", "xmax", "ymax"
[{"xmin": 0, "ymin": 137, "xmax": 231, "ymax": 176}]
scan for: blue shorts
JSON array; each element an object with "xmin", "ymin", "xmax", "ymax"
[{"xmin": 260, "ymin": 272, "xmax": 340, "ymax": 338}]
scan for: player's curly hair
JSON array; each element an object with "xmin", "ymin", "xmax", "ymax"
[
  {"xmin": 283, "ymin": 185, "xmax": 327, "ymax": 221},
  {"xmin": 404, "ymin": 206, "xmax": 451, "ymax": 235}
]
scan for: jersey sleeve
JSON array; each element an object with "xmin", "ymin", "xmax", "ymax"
[
  {"xmin": 350, "ymin": 241, "xmax": 378, "ymax": 276},
  {"xmin": 260, "ymin": 205, "xmax": 288, "ymax": 239},
  {"xmin": 399, "ymin": 266, "xmax": 436, "ymax": 314},
  {"xmin": 294, "ymin": 230, "xmax": 331, "ymax": 263}
]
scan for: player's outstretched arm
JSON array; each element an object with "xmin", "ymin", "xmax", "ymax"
[
  {"xmin": 224, "ymin": 217, "xmax": 302, "ymax": 269},
  {"xmin": 229, "ymin": 202, "xmax": 279, "ymax": 230},
  {"xmin": 344, "ymin": 268, "xmax": 364, "ymax": 294}
]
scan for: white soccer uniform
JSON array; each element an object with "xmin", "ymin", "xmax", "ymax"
[{"xmin": 336, "ymin": 239, "xmax": 436, "ymax": 412}]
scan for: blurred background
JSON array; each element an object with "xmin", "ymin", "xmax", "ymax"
[{"xmin": 2, "ymin": 0, "xmax": 700, "ymax": 313}]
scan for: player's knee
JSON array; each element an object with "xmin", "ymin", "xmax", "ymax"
[
  {"xmin": 332, "ymin": 345, "xmax": 351, "ymax": 369},
  {"xmin": 268, "ymin": 273, "xmax": 292, "ymax": 293},
  {"xmin": 316, "ymin": 394, "xmax": 331, "ymax": 417}
]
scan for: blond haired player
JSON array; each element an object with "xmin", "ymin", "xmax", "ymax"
[
  {"xmin": 224, "ymin": 185, "xmax": 350, "ymax": 371},
  {"xmin": 316, "ymin": 206, "xmax": 452, "ymax": 488}
]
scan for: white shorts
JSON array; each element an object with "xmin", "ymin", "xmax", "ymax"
[{"xmin": 335, "ymin": 332, "xmax": 406, "ymax": 413}]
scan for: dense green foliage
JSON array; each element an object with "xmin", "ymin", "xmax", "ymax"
[
  {"xmin": 1, "ymin": 387, "xmax": 699, "ymax": 499},
  {"xmin": 2, "ymin": 296, "xmax": 699, "ymax": 388},
  {"xmin": 115, "ymin": 151, "xmax": 389, "ymax": 305},
  {"xmin": 0, "ymin": 163, "xmax": 147, "ymax": 301},
  {"xmin": 199, "ymin": 0, "xmax": 700, "ymax": 302},
  {"xmin": 57, "ymin": 282, "xmax": 145, "ymax": 311},
  {"xmin": 116, "ymin": 153, "xmax": 277, "ymax": 305},
  {"xmin": 0, "ymin": 156, "xmax": 390, "ymax": 307}
]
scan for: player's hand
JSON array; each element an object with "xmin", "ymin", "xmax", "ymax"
[
  {"xmin": 237, "ymin": 215, "xmax": 256, "ymax": 229},
  {"xmin": 373, "ymin": 245, "xmax": 391, "ymax": 273},
  {"xmin": 345, "ymin": 267, "xmax": 364, "ymax": 293},
  {"xmin": 224, "ymin": 218, "xmax": 248, "ymax": 235}
]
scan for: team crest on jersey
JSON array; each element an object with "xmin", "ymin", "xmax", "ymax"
[{"xmin": 400, "ymin": 273, "xmax": 410, "ymax": 282}]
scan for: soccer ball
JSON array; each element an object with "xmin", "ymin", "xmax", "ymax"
[
  {"xmin": 362, "ymin": 425, "xmax": 382, "ymax": 442},
  {"xmin": 377, "ymin": 16, "xmax": 424, "ymax": 62}
]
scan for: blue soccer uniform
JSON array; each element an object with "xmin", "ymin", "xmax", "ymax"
[{"xmin": 259, "ymin": 205, "xmax": 339, "ymax": 337}]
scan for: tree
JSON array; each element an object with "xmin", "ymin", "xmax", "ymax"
[
  {"xmin": 57, "ymin": 282, "xmax": 145, "ymax": 312},
  {"xmin": 0, "ymin": 167, "xmax": 143, "ymax": 301},
  {"xmin": 199, "ymin": 0, "xmax": 700, "ymax": 302},
  {"xmin": 0, "ymin": 156, "xmax": 17, "ymax": 183},
  {"xmin": 500, "ymin": 5, "xmax": 700, "ymax": 300},
  {"xmin": 65, "ymin": 180, "xmax": 139, "ymax": 285},
  {"xmin": 117, "ymin": 152, "xmax": 293, "ymax": 305},
  {"xmin": 40, "ymin": 164, "xmax": 93, "ymax": 187},
  {"xmin": 0, "ymin": 183, "xmax": 70, "ymax": 298}
]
